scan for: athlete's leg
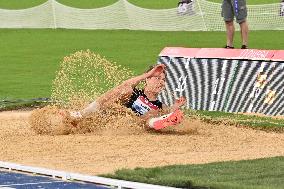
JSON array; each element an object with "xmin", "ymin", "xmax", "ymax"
[{"xmin": 79, "ymin": 83, "xmax": 133, "ymax": 117}]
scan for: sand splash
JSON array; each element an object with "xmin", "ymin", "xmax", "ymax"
[
  {"xmin": 51, "ymin": 49, "xmax": 134, "ymax": 109},
  {"xmin": 29, "ymin": 104, "xmax": 198, "ymax": 135},
  {"xmin": 29, "ymin": 50, "xmax": 148, "ymax": 135},
  {"xmin": 28, "ymin": 104, "xmax": 146, "ymax": 135},
  {"xmin": 29, "ymin": 50, "xmax": 197, "ymax": 135}
]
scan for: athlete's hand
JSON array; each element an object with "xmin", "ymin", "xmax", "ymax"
[
  {"xmin": 147, "ymin": 64, "xmax": 166, "ymax": 77},
  {"xmin": 172, "ymin": 96, "xmax": 186, "ymax": 110}
]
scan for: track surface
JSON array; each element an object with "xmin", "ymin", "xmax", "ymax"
[
  {"xmin": 0, "ymin": 169, "xmax": 108, "ymax": 189},
  {"xmin": 0, "ymin": 111, "xmax": 284, "ymax": 175}
]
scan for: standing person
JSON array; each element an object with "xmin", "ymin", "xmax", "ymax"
[
  {"xmin": 222, "ymin": 0, "xmax": 249, "ymax": 49},
  {"xmin": 61, "ymin": 64, "xmax": 186, "ymax": 130}
]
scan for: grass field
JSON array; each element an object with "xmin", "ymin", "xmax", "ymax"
[
  {"xmin": 1, "ymin": 29, "xmax": 284, "ymax": 99},
  {"xmin": 187, "ymin": 110, "xmax": 284, "ymax": 132},
  {"xmin": 103, "ymin": 156, "xmax": 284, "ymax": 189}
]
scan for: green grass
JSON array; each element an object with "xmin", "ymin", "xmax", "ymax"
[
  {"xmin": 56, "ymin": 0, "xmax": 118, "ymax": 9},
  {"xmin": 187, "ymin": 110, "xmax": 284, "ymax": 132},
  {"xmin": 102, "ymin": 156, "xmax": 284, "ymax": 189},
  {"xmin": 0, "ymin": 0, "xmax": 280, "ymax": 9},
  {"xmin": 0, "ymin": 0, "xmax": 47, "ymax": 9},
  {"xmin": 0, "ymin": 0, "xmax": 118, "ymax": 9},
  {"xmin": 0, "ymin": 99, "xmax": 49, "ymax": 111},
  {"xmin": 128, "ymin": 0, "xmax": 178, "ymax": 9},
  {"xmin": 1, "ymin": 29, "xmax": 284, "ymax": 99}
]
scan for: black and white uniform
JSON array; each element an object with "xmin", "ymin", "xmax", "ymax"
[{"xmin": 125, "ymin": 88, "xmax": 162, "ymax": 116}]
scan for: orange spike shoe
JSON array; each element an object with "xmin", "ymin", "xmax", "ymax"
[{"xmin": 149, "ymin": 109, "xmax": 184, "ymax": 130}]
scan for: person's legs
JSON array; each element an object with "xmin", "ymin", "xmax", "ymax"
[
  {"xmin": 222, "ymin": 0, "xmax": 235, "ymax": 48},
  {"xmin": 79, "ymin": 101, "xmax": 99, "ymax": 117},
  {"xmin": 79, "ymin": 84, "xmax": 133, "ymax": 117},
  {"xmin": 239, "ymin": 20, "xmax": 248, "ymax": 48},
  {"xmin": 235, "ymin": 0, "xmax": 248, "ymax": 48},
  {"xmin": 60, "ymin": 84, "xmax": 132, "ymax": 125},
  {"xmin": 225, "ymin": 20, "xmax": 235, "ymax": 48}
]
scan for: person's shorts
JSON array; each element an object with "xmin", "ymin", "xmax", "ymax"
[{"xmin": 221, "ymin": 0, "xmax": 247, "ymax": 23}]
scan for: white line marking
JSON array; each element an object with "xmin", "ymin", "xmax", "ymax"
[{"xmin": 0, "ymin": 181, "xmax": 64, "ymax": 187}]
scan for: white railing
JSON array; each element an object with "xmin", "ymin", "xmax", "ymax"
[
  {"xmin": 0, "ymin": 0, "xmax": 283, "ymax": 31},
  {"xmin": 0, "ymin": 161, "xmax": 179, "ymax": 189}
]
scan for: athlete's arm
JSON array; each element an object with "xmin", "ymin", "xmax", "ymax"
[
  {"xmin": 121, "ymin": 64, "xmax": 165, "ymax": 88},
  {"xmin": 140, "ymin": 109, "xmax": 161, "ymax": 120},
  {"xmin": 161, "ymin": 97, "xmax": 186, "ymax": 113}
]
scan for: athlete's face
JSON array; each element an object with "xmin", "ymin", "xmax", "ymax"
[{"xmin": 145, "ymin": 72, "xmax": 166, "ymax": 94}]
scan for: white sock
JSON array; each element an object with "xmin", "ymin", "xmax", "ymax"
[{"xmin": 148, "ymin": 117, "xmax": 159, "ymax": 128}]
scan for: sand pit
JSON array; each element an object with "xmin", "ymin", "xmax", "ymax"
[{"xmin": 0, "ymin": 110, "xmax": 284, "ymax": 175}]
